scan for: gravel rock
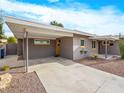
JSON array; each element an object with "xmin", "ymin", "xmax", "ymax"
[
  {"xmin": 0, "ymin": 73, "xmax": 12, "ymax": 89},
  {"xmin": 0, "ymin": 70, "xmax": 46, "ymax": 93},
  {"xmin": 76, "ymin": 59, "xmax": 124, "ymax": 77}
]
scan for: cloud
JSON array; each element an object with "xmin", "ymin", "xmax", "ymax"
[
  {"xmin": 48, "ymin": 0, "xmax": 59, "ymax": 3},
  {"xmin": 1, "ymin": 0, "xmax": 124, "ymax": 36}
]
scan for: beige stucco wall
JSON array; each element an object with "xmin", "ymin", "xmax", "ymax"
[
  {"xmin": 73, "ymin": 34, "xmax": 98, "ymax": 60},
  {"xmin": 60, "ymin": 37, "xmax": 73, "ymax": 59},
  {"xmin": 108, "ymin": 41, "xmax": 120, "ymax": 55}
]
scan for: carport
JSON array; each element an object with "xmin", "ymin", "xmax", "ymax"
[{"xmin": 5, "ymin": 16, "xmax": 73, "ymax": 72}]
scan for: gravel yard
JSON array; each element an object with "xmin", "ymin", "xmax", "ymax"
[
  {"xmin": 0, "ymin": 67, "xmax": 46, "ymax": 93},
  {"xmin": 76, "ymin": 59, "xmax": 124, "ymax": 77}
]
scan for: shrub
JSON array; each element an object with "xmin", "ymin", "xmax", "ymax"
[
  {"xmin": 2, "ymin": 65, "xmax": 10, "ymax": 71},
  {"xmin": 119, "ymin": 43, "xmax": 124, "ymax": 59},
  {"xmin": 91, "ymin": 54, "xmax": 98, "ymax": 59},
  {"xmin": 119, "ymin": 39, "xmax": 124, "ymax": 59},
  {"xmin": 80, "ymin": 50, "xmax": 83, "ymax": 54},
  {"xmin": 7, "ymin": 37, "xmax": 17, "ymax": 43}
]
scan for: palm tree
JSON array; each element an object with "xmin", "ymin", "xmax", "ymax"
[{"xmin": 50, "ymin": 20, "xmax": 64, "ymax": 27}]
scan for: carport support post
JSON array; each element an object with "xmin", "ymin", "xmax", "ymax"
[
  {"xmin": 26, "ymin": 32, "xmax": 29, "ymax": 72},
  {"xmin": 23, "ymin": 37, "xmax": 26, "ymax": 72},
  {"xmin": 105, "ymin": 39, "xmax": 108, "ymax": 59},
  {"xmin": 23, "ymin": 38, "xmax": 25, "ymax": 59}
]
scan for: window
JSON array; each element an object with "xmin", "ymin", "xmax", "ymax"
[
  {"xmin": 80, "ymin": 40, "xmax": 84, "ymax": 46},
  {"xmin": 92, "ymin": 41, "xmax": 96, "ymax": 48},
  {"xmin": 34, "ymin": 39, "xmax": 50, "ymax": 45}
]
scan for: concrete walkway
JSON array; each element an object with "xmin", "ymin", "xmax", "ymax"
[{"xmin": 29, "ymin": 57, "xmax": 124, "ymax": 93}]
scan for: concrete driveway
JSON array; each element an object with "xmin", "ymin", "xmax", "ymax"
[
  {"xmin": 29, "ymin": 57, "xmax": 124, "ymax": 93},
  {"xmin": 0, "ymin": 55, "xmax": 24, "ymax": 68}
]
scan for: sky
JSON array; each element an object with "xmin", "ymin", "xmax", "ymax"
[{"xmin": 0, "ymin": 0, "xmax": 124, "ymax": 36}]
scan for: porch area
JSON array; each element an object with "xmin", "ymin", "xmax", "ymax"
[{"xmin": 89, "ymin": 36, "xmax": 120, "ymax": 59}]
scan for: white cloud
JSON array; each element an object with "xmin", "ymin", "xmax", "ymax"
[
  {"xmin": 48, "ymin": 0, "xmax": 59, "ymax": 3},
  {"xmin": 0, "ymin": 0, "xmax": 124, "ymax": 36}
]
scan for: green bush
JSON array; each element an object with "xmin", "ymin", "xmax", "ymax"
[
  {"xmin": 90, "ymin": 54, "xmax": 98, "ymax": 59},
  {"xmin": 119, "ymin": 43, "xmax": 124, "ymax": 59},
  {"xmin": 119, "ymin": 39, "xmax": 124, "ymax": 59},
  {"xmin": 2, "ymin": 65, "xmax": 10, "ymax": 71},
  {"xmin": 80, "ymin": 50, "xmax": 83, "ymax": 54},
  {"xmin": 7, "ymin": 37, "xmax": 17, "ymax": 43}
]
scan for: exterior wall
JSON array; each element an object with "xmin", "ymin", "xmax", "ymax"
[
  {"xmin": 18, "ymin": 35, "xmax": 120, "ymax": 60},
  {"xmin": 17, "ymin": 39, "xmax": 23, "ymax": 56},
  {"xmin": 99, "ymin": 41, "xmax": 120, "ymax": 55},
  {"xmin": 108, "ymin": 41, "xmax": 120, "ymax": 55},
  {"xmin": 60, "ymin": 37, "xmax": 73, "ymax": 59},
  {"xmin": 6, "ymin": 43, "xmax": 17, "ymax": 55},
  {"xmin": 28, "ymin": 39, "xmax": 56, "ymax": 59},
  {"xmin": 18, "ymin": 38, "xmax": 73, "ymax": 59},
  {"xmin": 18, "ymin": 39, "xmax": 56, "ymax": 59},
  {"xmin": 73, "ymin": 34, "xmax": 98, "ymax": 60}
]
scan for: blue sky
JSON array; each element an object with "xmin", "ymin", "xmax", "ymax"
[
  {"xmin": 0, "ymin": 0, "xmax": 124, "ymax": 36},
  {"xmin": 18, "ymin": 0, "xmax": 124, "ymax": 11}
]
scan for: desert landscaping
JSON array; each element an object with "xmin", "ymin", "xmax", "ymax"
[{"xmin": 76, "ymin": 59, "xmax": 124, "ymax": 77}]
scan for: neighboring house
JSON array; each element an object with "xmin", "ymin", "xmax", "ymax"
[{"xmin": 5, "ymin": 16, "xmax": 120, "ymax": 60}]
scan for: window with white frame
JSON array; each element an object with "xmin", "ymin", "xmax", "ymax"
[
  {"xmin": 34, "ymin": 39, "xmax": 50, "ymax": 45},
  {"xmin": 92, "ymin": 41, "xmax": 96, "ymax": 48},
  {"xmin": 80, "ymin": 40, "xmax": 84, "ymax": 46}
]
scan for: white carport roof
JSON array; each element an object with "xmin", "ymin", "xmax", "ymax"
[{"xmin": 5, "ymin": 16, "xmax": 93, "ymax": 39}]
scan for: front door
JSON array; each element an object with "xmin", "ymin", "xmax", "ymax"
[{"xmin": 56, "ymin": 39, "xmax": 61, "ymax": 56}]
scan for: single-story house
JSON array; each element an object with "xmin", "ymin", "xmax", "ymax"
[{"xmin": 5, "ymin": 16, "xmax": 120, "ymax": 61}]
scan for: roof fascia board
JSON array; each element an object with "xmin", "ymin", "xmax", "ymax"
[{"xmin": 26, "ymin": 27, "xmax": 73, "ymax": 37}]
